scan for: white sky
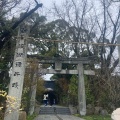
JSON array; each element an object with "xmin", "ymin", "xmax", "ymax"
[
  {"xmin": 42, "ymin": 74, "xmax": 53, "ymax": 80},
  {"xmin": 8, "ymin": 0, "xmax": 62, "ymax": 20},
  {"xmin": 40, "ymin": 0, "xmax": 62, "ymax": 8},
  {"xmin": 38, "ymin": 0, "xmax": 63, "ymax": 21}
]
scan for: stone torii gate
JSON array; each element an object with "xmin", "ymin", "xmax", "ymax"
[{"xmin": 36, "ymin": 56, "xmax": 95, "ymax": 115}]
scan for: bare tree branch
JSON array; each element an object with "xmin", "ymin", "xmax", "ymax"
[
  {"xmin": 0, "ymin": 2, "xmax": 43, "ymax": 50},
  {"xmin": 34, "ymin": 0, "xmax": 39, "ymax": 4}
]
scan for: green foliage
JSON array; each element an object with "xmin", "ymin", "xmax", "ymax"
[
  {"xmin": 54, "ymin": 77, "xmax": 70, "ymax": 105},
  {"xmin": 60, "ymin": 95, "xmax": 69, "ymax": 105},
  {"xmin": 69, "ymin": 75, "xmax": 78, "ymax": 96},
  {"xmin": 27, "ymin": 113, "xmax": 37, "ymax": 120},
  {"xmin": 36, "ymin": 78, "xmax": 45, "ymax": 103},
  {"xmin": 98, "ymin": 90, "xmax": 109, "ymax": 108},
  {"xmin": 79, "ymin": 115, "xmax": 111, "ymax": 120},
  {"xmin": 44, "ymin": 46, "xmax": 56, "ymax": 57},
  {"xmin": 84, "ymin": 75, "xmax": 95, "ymax": 104},
  {"xmin": 50, "ymin": 75, "xmax": 59, "ymax": 81},
  {"xmin": 68, "ymin": 75, "xmax": 78, "ymax": 105},
  {"xmin": 0, "ymin": 63, "xmax": 5, "ymax": 70}
]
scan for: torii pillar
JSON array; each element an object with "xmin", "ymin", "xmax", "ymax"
[{"xmin": 78, "ymin": 63, "xmax": 86, "ymax": 115}]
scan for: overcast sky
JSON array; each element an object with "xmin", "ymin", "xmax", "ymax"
[
  {"xmin": 8, "ymin": 0, "xmax": 62, "ymax": 20},
  {"xmin": 38, "ymin": 0, "xmax": 63, "ymax": 21},
  {"xmin": 40, "ymin": 0, "xmax": 62, "ymax": 8}
]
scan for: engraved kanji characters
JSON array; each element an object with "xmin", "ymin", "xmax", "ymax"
[
  {"xmin": 16, "ymin": 52, "xmax": 24, "ymax": 57},
  {"xmin": 15, "ymin": 62, "xmax": 22, "ymax": 67},
  {"xmin": 20, "ymin": 27, "xmax": 27, "ymax": 33},
  {"xmin": 12, "ymin": 82, "xmax": 18, "ymax": 89},
  {"xmin": 14, "ymin": 72, "xmax": 20, "ymax": 76}
]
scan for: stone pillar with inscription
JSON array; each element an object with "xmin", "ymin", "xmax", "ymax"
[
  {"xmin": 78, "ymin": 63, "xmax": 86, "ymax": 115},
  {"xmin": 4, "ymin": 24, "xmax": 29, "ymax": 120}
]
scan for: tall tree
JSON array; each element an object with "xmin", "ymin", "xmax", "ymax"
[
  {"xmin": 0, "ymin": 0, "xmax": 43, "ymax": 52},
  {"xmin": 0, "ymin": 0, "xmax": 43, "ymax": 91}
]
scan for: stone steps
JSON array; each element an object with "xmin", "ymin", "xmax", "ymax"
[{"xmin": 39, "ymin": 106, "xmax": 71, "ymax": 115}]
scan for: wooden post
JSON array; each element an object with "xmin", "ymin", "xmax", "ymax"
[
  {"xmin": 29, "ymin": 64, "xmax": 38, "ymax": 115},
  {"xmin": 78, "ymin": 63, "xmax": 86, "ymax": 115},
  {"xmin": 4, "ymin": 24, "xmax": 29, "ymax": 120},
  {"xmin": 29, "ymin": 73, "xmax": 37, "ymax": 115}
]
